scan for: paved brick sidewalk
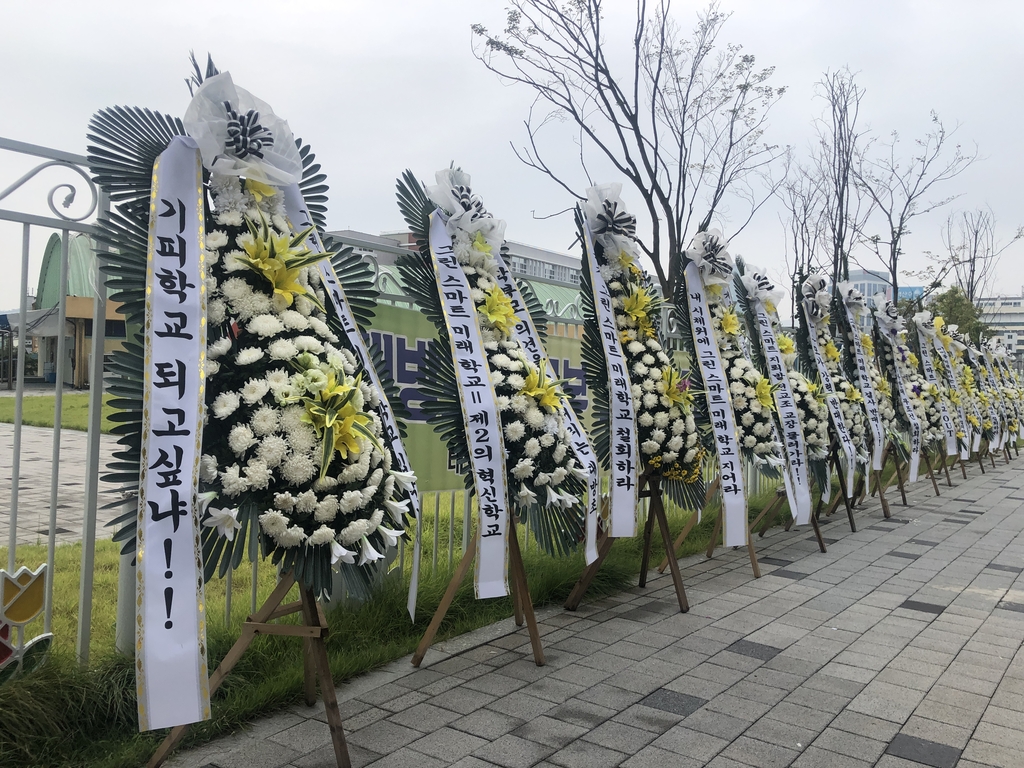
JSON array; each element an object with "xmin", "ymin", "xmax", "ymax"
[
  {"xmin": 167, "ymin": 456, "xmax": 1024, "ymax": 768},
  {"xmin": 0, "ymin": 423, "xmax": 121, "ymax": 547}
]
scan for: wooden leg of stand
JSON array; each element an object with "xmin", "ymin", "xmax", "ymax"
[
  {"xmin": 832, "ymin": 450, "xmax": 856, "ymax": 533},
  {"xmin": 758, "ymin": 492, "xmax": 786, "ymax": 538},
  {"xmin": 1005, "ymin": 445, "xmax": 1012, "ymax": 463},
  {"xmin": 654, "ymin": 478, "xmax": 719, "ymax": 573},
  {"xmin": 942, "ymin": 455, "xmax": 954, "ymax": 487},
  {"xmin": 510, "ymin": 555, "xmax": 524, "ymax": 627},
  {"xmin": 303, "ymin": 638, "xmax": 317, "ymax": 706},
  {"xmin": 651, "ymin": 481, "xmax": 689, "ymax": 613},
  {"xmin": 977, "ymin": 449, "xmax": 986, "ymax": 474},
  {"xmin": 871, "ymin": 444, "xmax": 891, "ymax": 497},
  {"xmin": 565, "ymin": 533, "xmax": 614, "ymax": 610},
  {"xmin": 298, "ymin": 586, "xmax": 352, "ymax": 768},
  {"xmin": 749, "ymin": 495, "xmax": 781, "ymax": 543},
  {"xmin": 959, "ymin": 458, "xmax": 968, "ymax": 479},
  {"xmin": 706, "ymin": 510, "xmax": 723, "ymax": 559},
  {"xmin": 656, "ymin": 510, "xmax": 698, "ymax": 574},
  {"xmin": 412, "ymin": 535, "xmax": 477, "ymax": 667},
  {"xmin": 893, "ymin": 452, "xmax": 909, "ymax": 505},
  {"xmin": 507, "ymin": 518, "xmax": 544, "ymax": 666},
  {"xmin": 924, "ymin": 451, "xmax": 941, "ymax": 497},
  {"xmin": 875, "ymin": 470, "xmax": 891, "ymax": 519},
  {"xmin": 809, "ymin": 514, "xmax": 827, "ymax": 553},
  {"xmin": 991, "ymin": 447, "xmax": 997, "ymax": 468},
  {"xmin": 638, "ymin": 497, "xmax": 658, "ymax": 588},
  {"xmin": 746, "ymin": 527, "xmax": 762, "ymax": 579},
  {"xmin": 148, "ymin": 575, "xmax": 299, "ymax": 768}
]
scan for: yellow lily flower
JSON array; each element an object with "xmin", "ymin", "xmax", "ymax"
[
  {"xmin": 616, "ymin": 249, "xmax": 634, "ymax": 271},
  {"xmin": 876, "ymin": 377, "xmax": 891, "ymax": 398},
  {"xmin": 481, "ymin": 285, "xmax": 519, "ymax": 336},
  {"xmin": 755, "ymin": 377, "xmax": 775, "ymax": 410},
  {"xmin": 765, "ymin": 299, "xmax": 777, "ymax": 315},
  {"xmin": 721, "ymin": 309, "xmax": 741, "ymax": 337},
  {"xmin": 860, "ymin": 333, "xmax": 875, "ymax": 357},
  {"xmin": 845, "ymin": 386, "xmax": 864, "ymax": 404},
  {"xmin": 244, "ymin": 178, "xmax": 278, "ymax": 203},
  {"xmin": 907, "ymin": 352, "xmax": 919, "ymax": 369},
  {"xmin": 332, "ymin": 402, "xmax": 370, "ymax": 460},
  {"xmin": 521, "ymin": 361, "xmax": 565, "ymax": 411},
  {"xmin": 823, "ymin": 340, "xmax": 840, "ymax": 363},
  {"xmin": 662, "ymin": 366, "xmax": 694, "ymax": 408},
  {"xmin": 471, "ymin": 231, "xmax": 493, "ymax": 255}
]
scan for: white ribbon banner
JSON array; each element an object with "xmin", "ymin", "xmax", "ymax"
[
  {"xmin": 842, "ymin": 305, "xmax": 885, "ymax": 471},
  {"xmin": 582, "ymin": 217, "xmax": 639, "ymax": 537},
  {"xmin": 752, "ymin": 307, "xmax": 812, "ymax": 525},
  {"xmin": 971, "ymin": 350, "xmax": 1003, "ymax": 449},
  {"xmin": 932, "ymin": 339, "xmax": 971, "ymax": 460},
  {"xmin": 137, "ymin": 136, "xmax": 210, "ymax": 732},
  {"xmin": 281, "ymin": 184, "xmax": 422, "ymax": 618},
  {"xmin": 492, "ymin": 252, "xmax": 600, "ymax": 564},
  {"xmin": 802, "ymin": 305, "xmax": 857, "ymax": 495},
  {"xmin": 982, "ymin": 352, "xmax": 1009, "ymax": 449},
  {"xmin": 881, "ymin": 335, "xmax": 922, "ymax": 482},
  {"xmin": 685, "ymin": 263, "xmax": 746, "ymax": 547},
  {"xmin": 916, "ymin": 327, "xmax": 958, "ymax": 456},
  {"xmin": 428, "ymin": 211, "xmax": 511, "ymax": 599}
]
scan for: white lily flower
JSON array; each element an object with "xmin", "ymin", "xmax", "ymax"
[
  {"xmin": 377, "ymin": 526, "xmax": 404, "ymax": 549},
  {"xmin": 384, "ymin": 497, "xmax": 411, "ymax": 524},
  {"xmin": 559, "ymin": 492, "xmax": 580, "ymax": 509},
  {"xmin": 330, "ymin": 541, "xmax": 356, "ymax": 567},
  {"xmin": 197, "ymin": 491, "xmax": 218, "ymax": 514},
  {"xmin": 546, "ymin": 486, "xmax": 562, "ymax": 508},
  {"xmin": 391, "ymin": 470, "xmax": 417, "ymax": 493},
  {"xmin": 516, "ymin": 483, "xmax": 538, "ymax": 506},
  {"xmin": 358, "ymin": 536, "xmax": 384, "ymax": 566},
  {"xmin": 201, "ymin": 505, "xmax": 242, "ymax": 541}
]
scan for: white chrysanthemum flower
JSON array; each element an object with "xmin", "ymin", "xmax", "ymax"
[
  {"xmin": 641, "ymin": 440, "xmax": 660, "ymax": 454},
  {"xmin": 274, "ymin": 492, "xmax": 295, "ymax": 510},
  {"xmin": 269, "ymin": 339, "xmax": 299, "ymax": 360},
  {"xmin": 275, "ymin": 525, "xmax": 307, "ymax": 548},
  {"xmin": 288, "ymin": 425, "xmax": 318, "ymax": 454},
  {"xmin": 228, "ymin": 424, "xmax": 257, "ymax": 455},
  {"xmin": 510, "ymin": 395, "xmax": 529, "ymax": 413},
  {"xmin": 523, "ymin": 438, "xmax": 542, "ymax": 458},
  {"xmin": 247, "ymin": 314, "xmax": 285, "ymax": 339},
  {"xmin": 259, "ymin": 509, "xmax": 289, "ymax": 535},
  {"xmin": 741, "ymin": 412, "xmax": 755, "ymax": 427},
  {"xmin": 308, "ymin": 525, "xmax": 337, "ymax": 546},
  {"xmin": 244, "ymin": 460, "xmax": 272, "ymax": 489},
  {"xmin": 525, "ymin": 408, "xmax": 546, "ymax": 429},
  {"xmin": 668, "ymin": 435, "xmax": 684, "ymax": 452},
  {"xmin": 281, "ymin": 452, "xmax": 317, "ymax": 484},
  {"xmin": 220, "ymin": 464, "xmax": 249, "ymax": 496},
  {"xmin": 743, "ymin": 436, "xmax": 757, "ymax": 448},
  {"xmin": 293, "ymin": 335, "xmax": 325, "ymax": 354},
  {"xmin": 512, "ymin": 458, "xmax": 536, "ymax": 479},
  {"xmin": 643, "ymin": 393, "xmax": 658, "ymax": 409},
  {"xmin": 208, "ymin": 337, "xmax": 232, "ymax": 359},
  {"xmin": 212, "ymin": 391, "xmax": 240, "ymax": 419},
  {"xmin": 506, "ymin": 374, "xmax": 526, "ymax": 390},
  {"xmin": 256, "ymin": 435, "xmax": 289, "ymax": 467},
  {"xmin": 279, "ymin": 309, "xmax": 310, "ymax": 330},
  {"xmin": 200, "ymin": 454, "xmax": 218, "ymax": 483},
  {"xmin": 638, "ymin": 412, "xmax": 655, "ymax": 427},
  {"xmin": 241, "ymin": 378, "xmax": 271, "ymax": 404},
  {"xmin": 504, "ymin": 421, "xmax": 526, "ymax": 442}
]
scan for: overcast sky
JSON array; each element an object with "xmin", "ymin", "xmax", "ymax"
[{"xmin": 1, "ymin": 0, "xmax": 1022, "ymax": 314}]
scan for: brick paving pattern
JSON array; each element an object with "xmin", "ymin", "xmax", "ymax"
[{"xmin": 156, "ymin": 456, "xmax": 1024, "ymax": 767}]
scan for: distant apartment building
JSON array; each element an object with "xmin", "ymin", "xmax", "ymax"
[{"xmin": 977, "ymin": 291, "xmax": 1024, "ymax": 366}]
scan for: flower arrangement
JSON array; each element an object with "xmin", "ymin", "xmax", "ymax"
[
  {"xmin": 706, "ymin": 292, "xmax": 784, "ymax": 473},
  {"xmin": 834, "ymin": 283, "xmax": 901, "ymax": 452},
  {"xmin": 797, "ymin": 275, "xmax": 869, "ymax": 465},
  {"xmin": 396, "ymin": 169, "xmax": 587, "ymax": 555},
  {"xmin": 88, "ymin": 64, "xmax": 415, "ymax": 597},
  {"xmin": 872, "ymin": 301, "xmax": 945, "ymax": 450},
  {"xmin": 579, "ymin": 187, "xmax": 706, "ymax": 508}
]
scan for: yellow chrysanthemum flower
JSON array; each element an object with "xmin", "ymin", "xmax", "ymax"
[
  {"xmin": 845, "ymin": 386, "xmax": 864, "ymax": 404},
  {"xmin": 481, "ymin": 285, "xmax": 519, "ymax": 336},
  {"xmin": 777, "ymin": 334, "xmax": 795, "ymax": 355},
  {"xmin": 823, "ymin": 340, "xmax": 840, "ymax": 362}
]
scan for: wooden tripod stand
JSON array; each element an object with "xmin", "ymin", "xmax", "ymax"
[
  {"xmin": 148, "ymin": 573, "xmax": 351, "ymax": 768},
  {"xmin": 411, "ymin": 515, "xmax": 544, "ymax": 667},
  {"xmin": 564, "ymin": 470, "xmax": 689, "ymax": 613}
]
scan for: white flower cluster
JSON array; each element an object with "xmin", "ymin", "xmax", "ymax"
[
  {"xmin": 592, "ymin": 231, "xmax": 702, "ymax": 484},
  {"xmin": 876, "ymin": 330, "xmax": 944, "ymax": 448},
  {"xmin": 811, "ymin": 323, "xmax": 869, "ymax": 462},
  {"xmin": 448, "ymin": 224, "xmax": 585, "ymax": 509},
  {"xmin": 708, "ymin": 298, "xmax": 783, "ymax": 469},
  {"xmin": 202, "ymin": 174, "xmax": 411, "ymax": 567},
  {"xmin": 786, "ymin": 371, "xmax": 830, "ymax": 461}
]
